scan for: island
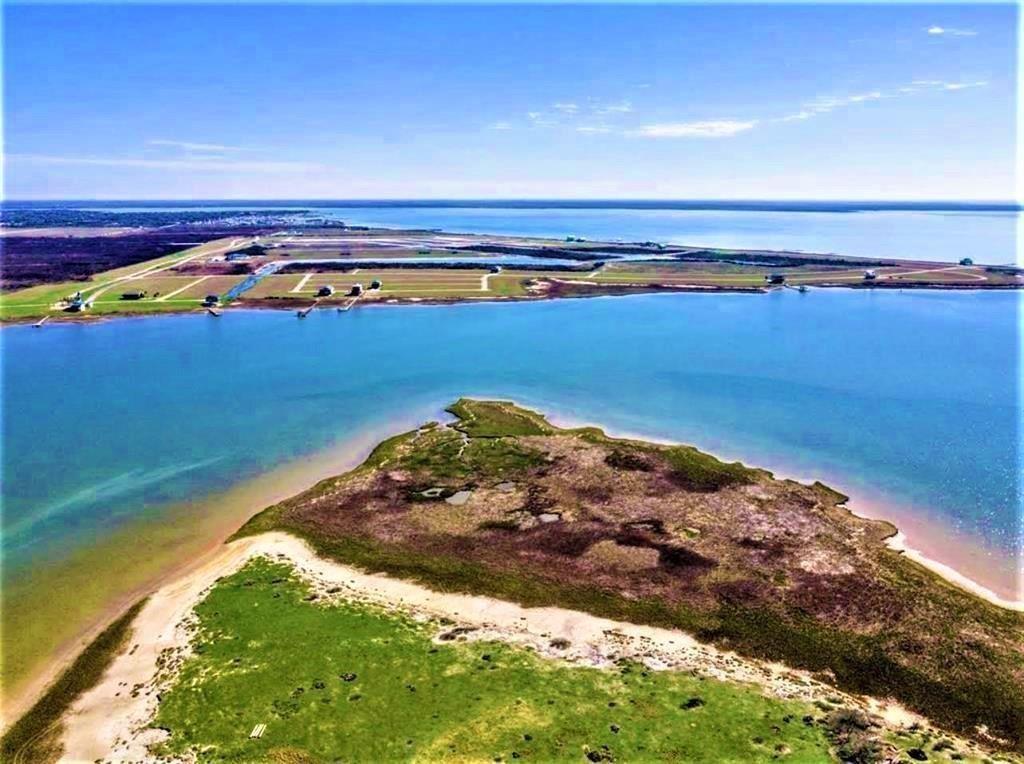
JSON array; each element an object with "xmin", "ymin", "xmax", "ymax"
[{"xmin": 5, "ymin": 401, "xmax": 1021, "ymax": 762}]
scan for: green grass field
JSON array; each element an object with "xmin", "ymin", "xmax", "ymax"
[{"xmin": 153, "ymin": 558, "xmax": 837, "ymax": 763}]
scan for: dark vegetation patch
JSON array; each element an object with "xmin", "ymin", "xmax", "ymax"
[
  {"xmin": 823, "ymin": 708, "xmax": 883, "ymax": 764},
  {"xmin": 604, "ymin": 449, "xmax": 655, "ymax": 472},
  {"xmin": 1, "ymin": 600, "xmax": 145, "ymax": 763},
  {"xmin": 453, "ymin": 244, "xmax": 610, "ymax": 261},
  {"xmin": 674, "ymin": 249, "xmax": 891, "ymax": 268},
  {"xmin": 224, "ymin": 244, "xmax": 268, "ymax": 259}
]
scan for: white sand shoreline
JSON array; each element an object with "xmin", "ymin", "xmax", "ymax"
[{"xmin": 61, "ymin": 531, "xmax": 943, "ymax": 763}]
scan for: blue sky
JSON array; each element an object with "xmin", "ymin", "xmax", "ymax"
[{"xmin": 2, "ymin": 3, "xmax": 1017, "ymax": 199}]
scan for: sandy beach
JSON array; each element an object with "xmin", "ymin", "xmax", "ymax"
[{"xmin": 60, "ymin": 530, "xmax": 946, "ymax": 763}]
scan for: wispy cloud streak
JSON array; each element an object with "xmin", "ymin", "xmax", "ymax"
[
  {"xmin": 926, "ymin": 26, "xmax": 977, "ymax": 37},
  {"xmin": 631, "ymin": 120, "xmax": 758, "ymax": 138},
  {"xmin": 147, "ymin": 139, "xmax": 250, "ymax": 153}
]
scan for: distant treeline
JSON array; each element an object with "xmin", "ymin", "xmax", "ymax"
[
  {"xmin": 0, "ymin": 209, "xmax": 314, "ymax": 229},
  {"xmin": 452, "ymin": 245, "xmax": 610, "ymax": 261},
  {"xmin": 675, "ymin": 249, "xmax": 892, "ymax": 268}
]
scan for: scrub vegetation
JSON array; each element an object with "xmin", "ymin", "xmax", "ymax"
[{"xmin": 238, "ymin": 400, "xmax": 1024, "ymax": 755}]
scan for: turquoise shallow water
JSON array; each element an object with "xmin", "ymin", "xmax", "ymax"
[{"xmin": 2, "ymin": 290, "xmax": 1020, "ymax": 594}]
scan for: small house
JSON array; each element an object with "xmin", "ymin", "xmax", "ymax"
[
  {"xmin": 349, "ymin": 283, "xmax": 364, "ymax": 296},
  {"xmin": 369, "ymin": 279, "xmax": 382, "ymax": 290},
  {"xmin": 317, "ymin": 285, "xmax": 335, "ymax": 297},
  {"xmin": 203, "ymin": 294, "xmax": 220, "ymax": 306},
  {"xmin": 120, "ymin": 290, "xmax": 146, "ymax": 300},
  {"xmin": 765, "ymin": 273, "xmax": 786, "ymax": 285},
  {"xmin": 863, "ymin": 269, "xmax": 878, "ymax": 281},
  {"xmin": 959, "ymin": 257, "xmax": 974, "ymax": 266}
]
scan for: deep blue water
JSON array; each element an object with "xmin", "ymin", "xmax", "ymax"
[
  {"xmin": 3, "ymin": 291, "xmax": 1020, "ymax": 588},
  {"xmin": 4, "ymin": 200, "xmax": 1019, "ymax": 264}
]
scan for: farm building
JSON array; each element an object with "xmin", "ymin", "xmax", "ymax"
[
  {"xmin": 317, "ymin": 285, "xmax": 335, "ymax": 297},
  {"xmin": 349, "ymin": 283, "xmax": 364, "ymax": 296},
  {"xmin": 765, "ymin": 273, "xmax": 786, "ymax": 285},
  {"xmin": 370, "ymin": 279, "xmax": 382, "ymax": 290},
  {"xmin": 120, "ymin": 290, "xmax": 146, "ymax": 300},
  {"xmin": 203, "ymin": 294, "xmax": 220, "ymax": 306},
  {"xmin": 863, "ymin": 270, "xmax": 878, "ymax": 281}
]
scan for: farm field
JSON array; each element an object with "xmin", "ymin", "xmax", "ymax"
[
  {"xmin": 2, "ymin": 228, "xmax": 1019, "ymax": 321},
  {"xmin": 238, "ymin": 268, "xmax": 557, "ymax": 302},
  {"xmin": 584, "ymin": 262, "xmax": 997, "ymax": 287}
]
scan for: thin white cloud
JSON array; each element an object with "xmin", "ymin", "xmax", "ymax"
[
  {"xmin": 8, "ymin": 153, "xmax": 321, "ymax": 173},
  {"xmin": 147, "ymin": 139, "xmax": 249, "ymax": 153},
  {"xmin": 595, "ymin": 101, "xmax": 633, "ymax": 115},
  {"xmin": 940, "ymin": 80, "xmax": 987, "ymax": 90},
  {"xmin": 776, "ymin": 80, "xmax": 985, "ymax": 123},
  {"xmin": 631, "ymin": 120, "xmax": 759, "ymax": 138},
  {"xmin": 497, "ymin": 78, "xmax": 987, "ymax": 140},
  {"xmin": 488, "ymin": 121, "xmax": 513, "ymax": 131},
  {"xmin": 927, "ymin": 26, "xmax": 977, "ymax": 37}
]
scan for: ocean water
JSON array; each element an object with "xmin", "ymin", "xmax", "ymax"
[
  {"xmin": 5, "ymin": 201, "xmax": 1019, "ymax": 264},
  {"xmin": 3, "ymin": 290, "xmax": 1020, "ymax": 594}
]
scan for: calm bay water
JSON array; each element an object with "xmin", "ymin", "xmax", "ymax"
[
  {"xmin": 11, "ymin": 200, "xmax": 1018, "ymax": 264},
  {"xmin": 3, "ymin": 290, "xmax": 1020, "ymax": 595},
  {"xmin": 305, "ymin": 206, "xmax": 1020, "ymax": 264}
]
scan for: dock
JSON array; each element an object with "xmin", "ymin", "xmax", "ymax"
[
  {"xmin": 338, "ymin": 294, "xmax": 362, "ymax": 312},
  {"xmin": 207, "ymin": 307, "xmax": 222, "ymax": 317},
  {"xmin": 33, "ymin": 316, "xmax": 50, "ymax": 328}
]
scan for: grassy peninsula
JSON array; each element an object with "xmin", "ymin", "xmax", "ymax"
[{"xmin": 236, "ymin": 400, "xmax": 1024, "ymax": 755}]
